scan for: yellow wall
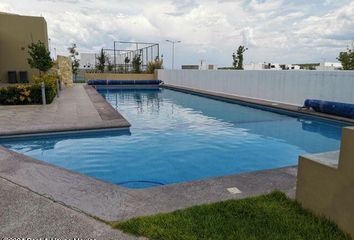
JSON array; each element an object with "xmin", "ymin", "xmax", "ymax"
[
  {"xmin": 296, "ymin": 127, "xmax": 354, "ymax": 237},
  {"xmin": 0, "ymin": 12, "xmax": 48, "ymax": 83},
  {"xmin": 85, "ymin": 73, "xmax": 156, "ymax": 81}
]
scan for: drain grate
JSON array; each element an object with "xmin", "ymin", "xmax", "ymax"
[{"xmin": 227, "ymin": 187, "xmax": 242, "ymax": 194}]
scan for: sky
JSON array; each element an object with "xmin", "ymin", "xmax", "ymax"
[{"xmin": 1, "ymin": 0, "xmax": 354, "ymax": 68}]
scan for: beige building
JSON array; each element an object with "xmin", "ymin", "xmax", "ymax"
[{"xmin": 0, "ymin": 12, "xmax": 48, "ymax": 83}]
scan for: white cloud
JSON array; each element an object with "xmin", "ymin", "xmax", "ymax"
[
  {"xmin": 247, "ymin": 0, "xmax": 283, "ymax": 12},
  {"xmin": 293, "ymin": 1, "xmax": 354, "ymax": 48},
  {"xmin": 1, "ymin": 0, "xmax": 353, "ymax": 67},
  {"xmin": 241, "ymin": 27, "xmax": 257, "ymax": 47},
  {"xmin": 0, "ymin": 2, "xmax": 12, "ymax": 12}
]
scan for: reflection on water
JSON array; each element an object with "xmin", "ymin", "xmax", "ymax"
[
  {"xmin": 0, "ymin": 87, "xmax": 348, "ymax": 188},
  {"xmin": 300, "ymin": 119, "xmax": 342, "ymax": 139},
  {"xmin": 1, "ymin": 129, "xmax": 131, "ymax": 152},
  {"xmin": 103, "ymin": 88, "xmax": 163, "ymax": 115}
]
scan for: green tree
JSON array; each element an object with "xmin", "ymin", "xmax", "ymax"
[
  {"xmin": 132, "ymin": 54, "xmax": 142, "ymax": 73},
  {"xmin": 96, "ymin": 48, "xmax": 106, "ymax": 73},
  {"xmin": 232, "ymin": 45, "xmax": 248, "ymax": 70},
  {"xmin": 68, "ymin": 43, "xmax": 80, "ymax": 81},
  {"xmin": 124, "ymin": 56, "xmax": 130, "ymax": 73},
  {"xmin": 106, "ymin": 56, "xmax": 114, "ymax": 72},
  {"xmin": 337, "ymin": 45, "xmax": 354, "ymax": 70},
  {"xmin": 27, "ymin": 41, "xmax": 53, "ymax": 76},
  {"xmin": 232, "ymin": 52, "xmax": 238, "ymax": 69}
]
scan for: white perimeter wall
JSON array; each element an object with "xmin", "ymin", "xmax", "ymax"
[{"xmin": 157, "ymin": 69, "xmax": 354, "ymax": 106}]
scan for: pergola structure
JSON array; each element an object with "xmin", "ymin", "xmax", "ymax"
[{"xmin": 103, "ymin": 41, "xmax": 160, "ymax": 73}]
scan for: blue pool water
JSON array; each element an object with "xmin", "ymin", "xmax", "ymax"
[{"xmin": 1, "ymin": 87, "xmax": 348, "ymax": 188}]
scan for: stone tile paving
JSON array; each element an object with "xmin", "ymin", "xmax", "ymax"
[{"xmin": 0, "ymin": 84, "xmax": 130, "ymax": 137}]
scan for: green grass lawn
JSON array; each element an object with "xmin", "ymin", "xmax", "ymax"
[{"xmin": 112, "ymin": 191, "xmax": 351, "ymax": 240}]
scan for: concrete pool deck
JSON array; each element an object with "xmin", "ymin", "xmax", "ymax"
[
  {"xmin": 0, "ymin": 177, "xmax": 143, "ymax": 239},
  {"xmin": 0, "ymin": 146, "xmax": 297, "ymax": 223},
  {"xmin": 0, "ymin": 84, "xmax": 130, "ymax": 137}
]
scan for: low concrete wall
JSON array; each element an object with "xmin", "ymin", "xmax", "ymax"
[
  {"xmin": 296, "ymin": 127, "xmax": 354, "ymax": 237},
  {"xmin": 157, "ymin": 70, "xmax": 354, "ymax": 106},
  {"xmin": 85, "ymin": 73, "xmax": 156, "ymax": 81}
]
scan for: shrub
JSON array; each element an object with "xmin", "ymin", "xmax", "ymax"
[
  {"xmin": 0, "ymin": 75, "xmax": 58, "ymax": 105},
  {"xmin": 32, "ymin": 74, "xmax": 57, "ymax": 103},
  {"xmin": 132, "ymin": 54, "xmax": 142, "ymax": 73},
  {"xmin": 0, "ymin": 85, "xmax": 33, "ymax": 105},
  {"xmin": 146, "ymin": 58, "xmax": 164, "ymax": 74},
  {"xmin": 33, "ymin": 75, "xmax": 58, "ymax": 103}
]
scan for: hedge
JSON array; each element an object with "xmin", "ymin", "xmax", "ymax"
[{"xmin": 0, "ymin": 75, "xmax": 57, "ymax": 105}]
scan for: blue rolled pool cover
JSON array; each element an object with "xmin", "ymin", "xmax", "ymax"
[
  {"xmin": 121, "ymin": 80, "xmax": 136, "ymax": 85},
  {"xmin": 106, "ymin": 80, "xmax": 120, "ymax": 85},
  {"xmin": 87, "ymin": 79, "xmax": 107, "ymax": 85},
  {"xmin": 304, "ymin": 99, "xmax": 354, "ymax": 118},
  {"xmin": 88, "ymin": 79, "xmax": 162, "ymax": 85}
]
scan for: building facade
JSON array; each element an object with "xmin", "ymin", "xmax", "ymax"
[
  {"xmin": 79, "ymin": 53, "xmax": 96, "ymax": 69},
  {"xmin": 0, "ymin": 12, "xmax": 48, "ymax": 83},
  {"xmin": 181, "ymin": 60, "xmax": 217, "ymax": 70},
  {"xmin": 315, "ymin": 62, "xmax": 342, "ymax": 71},
  {"xmin": 244, "ymin": 62, "xmax": 342, "ymax": 71}
]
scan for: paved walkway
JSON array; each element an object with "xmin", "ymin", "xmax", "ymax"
[
  {"xmin": 0, "ymin": 84, "xmax": 130, "ymax": 136},
  {"xmin": 0, "ymin": 177, "xmax": 142, "ymax": 239}
]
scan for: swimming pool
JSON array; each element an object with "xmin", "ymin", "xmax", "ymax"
[{"xmin": 0, "ymin": 87, "xmax": 347, "ymax": 188}]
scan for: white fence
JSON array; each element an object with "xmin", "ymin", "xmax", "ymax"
[{"xmin": 157, "ymin": 70, "xmax": 354, "ymax": 106}]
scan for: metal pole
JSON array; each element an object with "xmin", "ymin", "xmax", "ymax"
[
  {"xmin": 41, "ymin": 82, "xmax": 46, "ymax": 105},
  {"xmin": 172, "ymin": 42, "xmax": 175, "ymax": 69},
  {"xmin": 56, "ymin": 79, "xmax": 60, "ymax": 98},
  {"xmin": 114, "ymin": 41, "xmax": 116, "ymax": 73},
  {"xmin": 54, "ymin": 48, "xmax": 57, "ymax": 61},
  {"xmin": 49, "ymin": 38, "xmax": 52, "ymax": 59},
  {"xmin": 146, "ymin": 47, "xmax": 148, "ymax": 64},
  {"xmin": 166, "ymin": 40, "xmax": 180, "ymax": 70},
  {"xmin": 142, "ymin": 49, "xmax": 144, "ymax": 68}
]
